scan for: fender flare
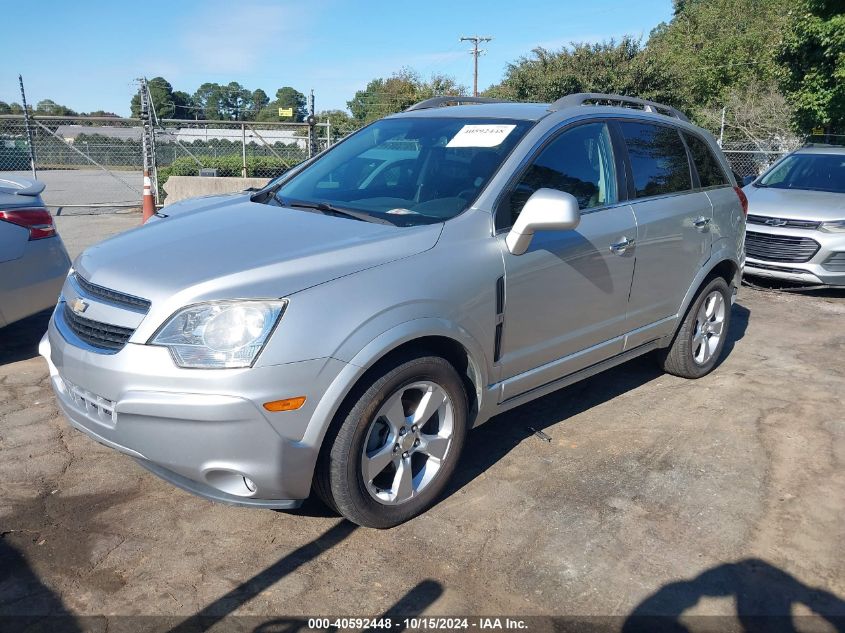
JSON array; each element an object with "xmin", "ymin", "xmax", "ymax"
[
  {"xmin": 297, "ymin": 317, "xmax": 489, "ymax": 453},
  {"xmin": 669, "ymin": 240, "xmax": 740, "ymax": 343}
]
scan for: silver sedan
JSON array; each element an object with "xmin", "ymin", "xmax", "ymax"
[
  {"xmin": 0, "ymin": 177, "xmax": 71, "ymax": 327},
  {"xmin": 743, "ymin": 145, "xmax": 845, "ymax": 286}
]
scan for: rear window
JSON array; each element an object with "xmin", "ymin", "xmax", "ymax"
[
  {"xmin": 683, "ymin": 132, "xmax": 729, "ymax": 188},
  {"xmin": 619, "ymin": 121, "xmax": 692, "ymax": 198}
]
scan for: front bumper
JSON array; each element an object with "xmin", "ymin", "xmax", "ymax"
[
  {"xmin": 744, "ymin": 225, "xmax": 845, "ymax": 286},
  {"xmin": 40, "ymin": 318, "xmax": 348, "ymax": 507}
]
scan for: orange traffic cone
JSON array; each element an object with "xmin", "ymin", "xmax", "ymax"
[{"xmin": 142, "ymin": 169, "xmax": 155, "ymax": 223}]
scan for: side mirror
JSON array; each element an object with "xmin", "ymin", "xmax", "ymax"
[
  {"xmin": 505, "ymin": 188, "xmax": 581, "ymax": 255},
  {"xmin": 742, "ymin": 175, "xmax": 755, "ymax": 187}
]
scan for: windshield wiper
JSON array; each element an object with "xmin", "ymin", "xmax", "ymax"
[{"xmin": 279, "ymin": 197, "xmax": 394, "ymax": 225}]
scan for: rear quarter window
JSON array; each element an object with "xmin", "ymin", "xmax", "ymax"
[
  {"xmin": 619, "ymin": 121, "xmax": 692, "ymax": 198},
  {"xmin": 683, "ymin": 132, "xmax": 729, "ymax": 188}
]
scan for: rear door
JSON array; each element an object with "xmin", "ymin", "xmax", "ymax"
[{"xmin": 617, "ymin": 120, "xmax": 713, "ymax": 339}]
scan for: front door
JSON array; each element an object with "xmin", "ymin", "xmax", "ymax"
[{"xmin": 495, "ymin": 121, "xmax": 637, "ymax": 400}]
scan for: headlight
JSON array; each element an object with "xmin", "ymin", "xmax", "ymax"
[
  {"xmin": 150, "ymin": 300, "xmax": 287, "ymax": 368},
  {"xmin": 820, "ymin": 220, "xmax": 845, "ymax": 233}
]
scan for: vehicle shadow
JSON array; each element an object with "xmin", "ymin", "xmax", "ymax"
[
  {"xmin": 442, "ymin": 300, "xmax": 750, "ymax": 501},
  {"xmin": 0, "ymin": 538, "xmax": 82, "ymax": 633},
  {"xmin": 0, "ymin": 308, "xmax": 52, "ymax": 365},
  {"xmin": 167, "ymin": 520, "xmax": 358, "ymax": 633},
  {"xmin": 715, "ymin": 301, "xmax": 750, "ymax": 369},
  {"xmin": 621, "ymin": 558, "xmax": 845, "ymax": 633}
]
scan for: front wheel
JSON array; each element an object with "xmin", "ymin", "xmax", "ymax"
[
  {"xmin": 315, "ymin": 355, "xmax": 468, "ymax": 528},
  {"xmin": 658, "ymin": 276, "xmax": 732, "ymax": 379}
]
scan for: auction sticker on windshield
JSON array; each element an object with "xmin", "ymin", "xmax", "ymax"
[{"xmin": 446, "ymin": 124, "xmax": 516, "ymax": 148}]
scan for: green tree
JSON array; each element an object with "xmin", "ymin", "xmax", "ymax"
[
  {"xmin": 250, "ymin": 89, "xmax": 269, "ymax": 119},
  {"xmin": 778, "ymin": 0, "xmax": 845, "ymax": 133},
  {"xmin": 647, "ymin": 0, "xmax": 794, "ymax": 116},
  {"xmin": 34, "ymin": 99, "xmax": 78, "ymax": 116},
  {"xmin": 318, "ymin": 109, "xmax": 356, "ymax": 141},
  {"xmin": 0, "ymin": 101, "xmax": 10, "ymax": 115},
  {"xmin": 130, "ymin": 76, "xmax": 177, "ymax": 119},
  {"xmin": 83, "ymin": 110, "xmax": 120, "ymax": 118},
  {"xmin": 223, "ymin": 81, "xmax": 252, "ymax": 120},
  {"xmin": 256, "ymin": 86, "xmax": 307, "ymax": 122},
  {"xmin": 192, "ymin": 82, "xmax": 225, "ymax": 120},
  {"xmin": 485, "ymin": 37, "xmax": 674, "ymax": 105},
  {"xmin": 172, "ymin": 91, "xmax": 195, "ymax": 119},
  {"xmin": 347, "ymin": 69, "xmax": 466, "ymax": 123}
]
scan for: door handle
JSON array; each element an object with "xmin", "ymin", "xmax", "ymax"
[
  {"xmin": 609, "ymin": 236, "xmax": 635, "ymax": 254},
  {"xmin": 693, "ymin": 216, "xmax": 712, "ymax": 229}
]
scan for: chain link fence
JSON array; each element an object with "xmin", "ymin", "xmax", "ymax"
[
  {"xmin": 720, "ymin": 140, "xmax": 792, "ymax": 181},
  {"xmin": 153, "ymin": 120, "xmax": 329, "ymax": 195},
  {"xmin": 0, "ymin": 114, "xmax": 333, "ymax": 208}
]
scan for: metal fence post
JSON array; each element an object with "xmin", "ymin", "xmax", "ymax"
[
  {"xmin": 326, "ymin": 119, "xmax": 332, "ymax": 148},
  {"xmin": 241, "ymin": 123, "xmax": 247, "ymax": 178},
  {"xmin": 18, "ymin": 75, "xmax": 37, "ymax": 179}
]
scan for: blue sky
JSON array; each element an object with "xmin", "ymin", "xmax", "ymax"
[{"xmin": 1, "ymin": 0, "xmax": 673, "ymax": 116}]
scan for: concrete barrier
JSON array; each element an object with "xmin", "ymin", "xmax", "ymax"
[{"xmin": 163, "ymin": 176, "xmax": 271, "ymax": 205}]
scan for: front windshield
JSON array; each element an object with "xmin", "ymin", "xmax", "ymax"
[
  {"xmin": 267, "ymin": 117, "xmax": 533, "ymax": 225},
  {"xmin": 758, "ymin": 153, "xmax": 845, "ymax": 194}
]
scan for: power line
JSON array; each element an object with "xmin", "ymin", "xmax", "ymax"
[{"xmin": 460, "ymin": 35, "xmax": 492, "ymax": 97}]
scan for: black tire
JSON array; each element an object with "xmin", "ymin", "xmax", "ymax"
[
  {"xmin": 658, "ymin": 276, "xmax": 732, "ymax": 379},
  {"xmin": 314, "ymin": 354, "xmax": 468, "ymax": 528}
]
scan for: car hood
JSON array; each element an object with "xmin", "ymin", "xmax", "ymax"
[
  {"xmin": 743, "ymin": 186, "xmax": 845, "ymax": 221},
  {"xmin": 74, "ymin": 194, "xmax": 442, "ymax": 307}
]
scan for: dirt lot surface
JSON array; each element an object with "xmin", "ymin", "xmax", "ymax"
[{"xmin": 1, "ymin": 212, "xmax": 843, "ymax": 631}]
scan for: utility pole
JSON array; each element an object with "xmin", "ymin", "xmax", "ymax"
[
  {"xmin": 460, "ymin": 35, "xmax": 492, "ymax": 97},
  {"xmin": 307, "ymin": 88, "xmax": 317, "ymax": 158},
  {"xmin": 18, "ymin": 75, "xmax": 37, "ymax": 179}
]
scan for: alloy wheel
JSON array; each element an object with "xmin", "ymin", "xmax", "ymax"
[{"xmin": 361, "ymin": 381, "xmax": 455, "ymax": 505}]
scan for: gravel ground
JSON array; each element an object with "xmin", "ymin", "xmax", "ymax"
[{"xmin": 0, "ymin": 213, "xmax": 843, "ymax": 631}]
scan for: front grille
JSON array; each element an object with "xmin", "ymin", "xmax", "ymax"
[
  {"xmin": 823, "ymin": 252, "xmax": 845, "ymax": 272},
  {"xmin": 73, "ymin": 273, "xmax": 151, "ymax": 312},
  {"xmin": 745, "ymin": 231, "xmax": 821, "ymax": 263},
  {"xmin": 747, "ymin": 214, "xmax": 821, "ymax": 230},
  {"xmin": 63, "ymin": 304, "xmax": 135, "ymax": 351}
]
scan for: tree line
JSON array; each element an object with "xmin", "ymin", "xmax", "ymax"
[{"xmin": 2, "ymin": 0, "xmax": 840, "ymax": 138}]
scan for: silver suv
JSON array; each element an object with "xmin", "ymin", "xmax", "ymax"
[
  {"xmin": 40, "ymin": 94, "xmax": 746, "ymax": 528},
  {"xmin": 743, "ymin": 144, "xmax": 845, "ymax": 286}
]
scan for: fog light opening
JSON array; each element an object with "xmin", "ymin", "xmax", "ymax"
[{"xmin": 243, "ymin": 476, "xmax": 257, "ymax": 493}]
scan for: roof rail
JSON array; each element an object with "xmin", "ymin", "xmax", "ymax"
[
  {"xmin": 405, "ymin": 96, "xmax": 511, "ymax": 112},
  {"xmin": 549, "ymin": 93, "xmax": 690, "ymax": 122}
]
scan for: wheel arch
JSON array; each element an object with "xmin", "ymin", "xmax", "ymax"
[
  {"xmin": 666, "ymin": 254, "xmax": 739, "ymax": 347},
  {"xmin": 301, "ymin": 319, "xmax": 488, "ymax": 466}
]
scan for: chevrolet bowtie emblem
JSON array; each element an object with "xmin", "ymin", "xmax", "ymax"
[
  {"xmin": 69, "ymin": 298, "xmax": 89, "ymax": 314},
  {"xmin": 765, "ymin": 218, "xmax": 788, "ymax": 227}
]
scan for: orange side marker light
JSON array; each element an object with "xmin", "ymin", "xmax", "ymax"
[{"xmin": 263, "ymin": 397, "xmax": 307, "ymax": 412}]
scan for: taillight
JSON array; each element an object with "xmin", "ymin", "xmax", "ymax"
[
  {"xmin": 0, "ymin": 207, "xmax": 56, "ymax": 240},
  {"xmin": 733, "ymin": 186, "xmax": 748, "ymax": 217}
]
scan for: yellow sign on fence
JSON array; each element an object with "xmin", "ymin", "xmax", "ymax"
[
  {"xmin": 812, "ymin": 127, "xmax": 824, "ymax": 136},
  {"xmin": 278, "ymin": 107, "xmax": 294, "ymax": 118}
]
